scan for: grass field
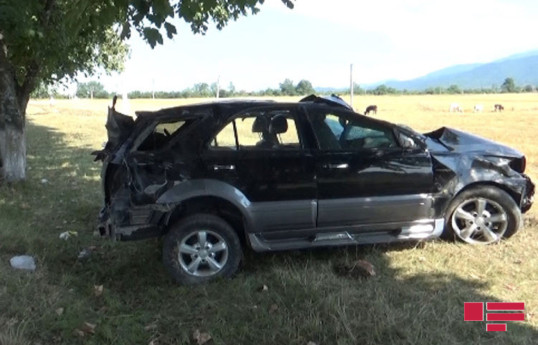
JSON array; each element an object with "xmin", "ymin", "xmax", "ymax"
[{"xmin": 0, "ymin": 94, "xmax": 537, "ymax": 345}]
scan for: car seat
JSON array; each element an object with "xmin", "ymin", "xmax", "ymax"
[{"xmin": 252, "ymin": 115, "xmax": 277, "ymax": 148}]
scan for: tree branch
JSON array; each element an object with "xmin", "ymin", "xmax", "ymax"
[
  {"xmin": 41, "ymin": 0, "xmax": 56, "ymax": 26},
  {"xmin": 16, "ymin": 61, "xmax": 40, "ymax": 116}
]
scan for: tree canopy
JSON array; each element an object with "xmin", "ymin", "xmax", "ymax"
[
  {"xmin": 77, "ymin": 81, "xmax": 109, "ymax": 99},
  {"xmin": 295, "ymin": 79, "xmax": 315, "ymax": 95},
  {"xmin": 279, "ymin": 78, "xmax": 296, "ymax": 95},
  {"xmin": 0, "ymin": 0, "xmax": 294, "ymax": 110},
  {"xmin": 501, "ymin": 77, "xmax": 516, "ymax": 93}
]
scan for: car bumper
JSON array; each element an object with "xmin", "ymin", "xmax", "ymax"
[
  {"xmin": 97, "ymin": 202, "xmax": 171, "ymax": 240},
  {"xmin": 521, "ymin": 174, "xmax": 535, "ymax": 213}
]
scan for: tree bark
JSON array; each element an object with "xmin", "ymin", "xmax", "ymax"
[
  {"xmin": 0, "ymin": 123, "xmax": 26, "ymax": 182},
  {"xmin": 0, "ymin": 1, "xmax": 49, "ymax": 183},
  {"xmin": 0, "ymin": 43, "xmax": 27, "ymax": 182}
]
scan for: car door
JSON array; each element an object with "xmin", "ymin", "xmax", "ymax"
[
  {"xmin": 201, "ymin": 106, "xmax": 316, "ymax": 233},
  {"xmin": 305, "ymin": 106, "xmax": 435, "ymax": 228}
]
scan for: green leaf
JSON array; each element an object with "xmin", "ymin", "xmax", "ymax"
[
  {"xmin": 142, "ymin": 27, "xmax": 163, "ymax": 48},
  {"xmin": 164, "ymin": 22, "xmax": 177, "ymax": 39}
]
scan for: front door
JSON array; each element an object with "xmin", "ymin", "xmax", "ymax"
[{"xmin": 305, "ymin": 107, "xmax": 435, "ymax": 228}]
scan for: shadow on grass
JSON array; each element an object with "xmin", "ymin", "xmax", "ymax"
[
  {"xmin": 1, "ymin": 120, "xmax": 536, "ymax": 345},
  {"xmin": 0, "ymin": 121, "xmax": 102, "ymax": 255}
]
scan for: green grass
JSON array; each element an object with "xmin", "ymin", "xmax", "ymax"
[{"xmin": 0, "ymin": 97, "xmax": 537, "ymax": 344}]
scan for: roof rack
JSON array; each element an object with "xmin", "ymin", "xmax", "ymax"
[{"xmin": 299, "ymin": 94, "xmax": 353, "ymax": 110}]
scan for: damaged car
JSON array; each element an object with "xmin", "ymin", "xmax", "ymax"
[{"xmin": 92, "ymin": 95, "xmax": 534, "ymax": 285}]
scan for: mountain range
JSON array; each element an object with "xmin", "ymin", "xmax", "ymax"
[{"xmin": 363, "ymin": 50, "xmax": 538, "ymax": 91}]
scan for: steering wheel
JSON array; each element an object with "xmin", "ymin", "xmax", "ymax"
[{"xmin": 163, "ymin": 128, "xmax": 171, "ymax": 137}]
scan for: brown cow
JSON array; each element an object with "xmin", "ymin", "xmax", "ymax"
[
  {"xmin": 494, "ymin": 104, "xmax": 504, "ymax": 112},
  {"xmin": 365, "ymin": 105, "xmax": 377, "ymax": 115}
]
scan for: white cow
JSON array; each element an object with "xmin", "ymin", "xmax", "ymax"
[
  {"xmin": 449, "ymin": 103, "xmax": 463, "ymax": 112},
  {"xmin": 473, "ymin": 104, "xmax": 483, "ymax": 112}
]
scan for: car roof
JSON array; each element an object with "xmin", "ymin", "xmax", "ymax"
[
  {"xmin": 132, "ymin": 95, "xmax": 355, "ymax": 122},
  {"xmin": 134, "ymin": 99, "xmax": 278, "ymax": 119},
  {"xmin": 299, "ymin": 94, "xmax": 353, "ymax": 110}
]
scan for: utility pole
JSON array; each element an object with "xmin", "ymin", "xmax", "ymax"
[
  {"xmin": 350, "ymin": 64, "xmax": 354, "ymax": 109},
  {"xmin": 216, "ymin": 75, "xmax": 220, "ymax": 99}
]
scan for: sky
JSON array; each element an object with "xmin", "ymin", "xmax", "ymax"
[{"xmin": 93, "ymin": 0, "xmax": 538, "ymax": 93}]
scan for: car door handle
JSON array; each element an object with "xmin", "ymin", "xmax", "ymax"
[
  {"xmin": 323, "ymin": 163, "xmax": 349, "ymax": 169},
  {"xmin": 212, "ymin": 164, "xmax": 235, "ymax": 171}
]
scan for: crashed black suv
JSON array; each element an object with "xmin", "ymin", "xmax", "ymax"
[{"xmin": 93, "ymin": 95, "xmax": 534, "ymax": 284}]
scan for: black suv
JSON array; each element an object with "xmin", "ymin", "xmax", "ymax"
[{"xmin": 93, "ymin": 95, "xmax": 534, "ymax": 284}]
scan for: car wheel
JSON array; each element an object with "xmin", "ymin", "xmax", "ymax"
[
  {"xmin": 445, "ymin": 186, "xmax": 521, "ymax": 244},
  {"xmin": 162, "ymin": 214, "xmax": 242, "ymax": 285}
]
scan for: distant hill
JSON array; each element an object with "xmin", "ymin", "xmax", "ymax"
[{"xmin": 366, "ymin": 50, "xmax": 538, "ymax": 91}]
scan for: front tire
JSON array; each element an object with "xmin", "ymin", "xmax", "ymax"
[
  {"xmin": 444, "ymin": 186, "xmax": 521, "ymax": 244},
  {"xmin": 162, "ymin": 214, "xmax": 242, "ymax": 285}
]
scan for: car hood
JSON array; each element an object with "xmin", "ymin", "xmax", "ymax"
[{"xmin": 423, "ymin": 127, "xmax": 523, "ymax": 158}]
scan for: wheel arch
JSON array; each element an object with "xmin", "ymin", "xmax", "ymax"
[
  {"xmin": 162, "ymin": 195, "xmax": 250, "ymax": 246},
  {"xmin": 453, "ymin": 181, "xmax": 523, "ymax": 209}
]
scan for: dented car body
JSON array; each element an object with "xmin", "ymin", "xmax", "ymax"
[
  {"xmin": 423, "ymin": 127, "xmax": 533, "ymax": 213},
  {"xmin": 93, "ymin": 95, "xmax": 534, "ymax": 284}
]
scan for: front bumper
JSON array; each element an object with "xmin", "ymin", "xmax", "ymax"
[{"xmin": 521, "ymin": 174, "xmax": 535, "ymax": 213}]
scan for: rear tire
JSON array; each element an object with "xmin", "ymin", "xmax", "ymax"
[
  {"xmin": 162, "ymin": 214, "xmax": 242, "ymax": 285},
  {"xmin": 444, "ymin": 186, "xmax": 521, "ymax": 244}
]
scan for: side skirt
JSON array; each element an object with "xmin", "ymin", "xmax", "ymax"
[{"xmin": 248, "ymin": 218, "xmax": 444, "ymax": 252}]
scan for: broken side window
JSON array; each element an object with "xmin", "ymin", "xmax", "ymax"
[{"xmin": 137, "ymin": 120, "xmax": 187, "ymax": 151}]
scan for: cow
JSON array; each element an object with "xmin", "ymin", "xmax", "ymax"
[
  {"xmin": 365, "ymin": 105, "xmax": 377, "ymax": 115},
  {"xmin": 473, "ymin": 104, "xmax": 483, "ymax": 112},
  {"xmin": 494, "ymin": 104, "xmax": 504, "ymax": 112},
  {"xmin": 449, "ymin": 103, "xmax": 463, "ymax": 112}
]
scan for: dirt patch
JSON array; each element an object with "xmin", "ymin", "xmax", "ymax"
[{"xmin": 524, "ymin": 215, "xmax": 538, "ymax": 228}]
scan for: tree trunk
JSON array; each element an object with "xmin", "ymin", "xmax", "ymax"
[
  {"xmin": 0, "ymin": 51, "xmax": 27, "ymax": 182},
  {"xmin": 0, "ymin": 123, "xmax": 26, "ymax": 182}
]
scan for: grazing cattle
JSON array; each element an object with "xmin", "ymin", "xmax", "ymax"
[
  {"xmin": 449, "ymin": 103, "xmax": 463, "ymax": 112},
  {"xmin": 365, "ymin": 105, "xmax": 377, "ymax": 115},
  {"xmin": 473, "ymin": 104, "xmax": 483, "ymax": 112},
  {"xmin": 494, "ymin": 104, "xmax": 504, "ymax": 112}
]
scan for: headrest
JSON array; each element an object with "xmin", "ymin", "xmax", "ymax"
[
  {"xmin": 252, "ymin": 115, "xmax": 269, "ymax": 133},
  {"xmin": 269, "ymin": 115, "xmax": 288, "ymax": 134}
]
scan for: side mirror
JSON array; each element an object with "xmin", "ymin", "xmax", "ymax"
[{"xmin": 401, "ymin": 137, "xmax": 416, "ymax": 149}]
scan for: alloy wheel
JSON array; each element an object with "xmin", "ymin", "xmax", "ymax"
[
  {"xmin": 451, "ymin": 197, "xmax": 508, "ymax": 244},
  {"xmin": 177, "ymin": 229, "xmax": 229, "ymax": 277}
]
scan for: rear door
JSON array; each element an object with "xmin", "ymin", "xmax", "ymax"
[
  {"xmin": 305, "ymin": 106, "xmax": 435, "ymax": 228},
  {"xmin": 201, "ymin": 106, "xmax": 317, "ymax": 233}
]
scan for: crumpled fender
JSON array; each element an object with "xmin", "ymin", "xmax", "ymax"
[{"xmin": 431, "ymin": 152, "xmax": 529, "ymax": 205}]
